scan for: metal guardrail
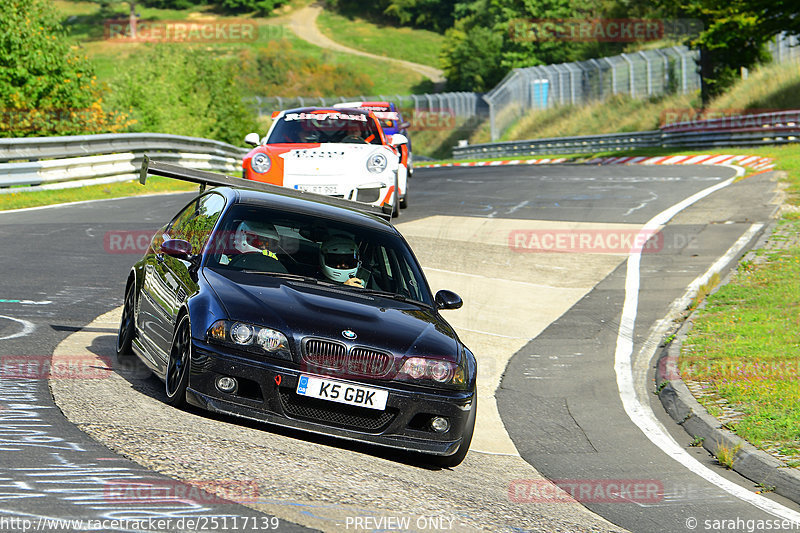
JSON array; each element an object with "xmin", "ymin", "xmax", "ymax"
[
  {"xmin": 0, "ymin": 133, "xmax": 248, "ymax": 193},
  {"xmin": 0, "ymin": 132, "xmax": 247, "ymax": 163},
  {"xmin": 3, "ymin": 109, "xmax": 797, "ymax": 191},
  {"xmin": 454, "ymin": 131, "xmax": 661, "ymax": 159},
  {"xmin": 453, "ymin": 110, "xmax": 800, "ymax": 159},
  {"xmin": 0, "ymin": 153, "xmax": 242, "ymax": 191}
]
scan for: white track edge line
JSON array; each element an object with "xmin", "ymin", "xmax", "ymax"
[{"xmin": 614, "ymin": 165, "xmax": 800, "ymax": 521}]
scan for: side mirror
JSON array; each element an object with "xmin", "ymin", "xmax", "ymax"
[
  {"xmin": 390, "ymin": 133, "xmax": 409, "ymax": 146},
  {"xmin": 435, "ymin": 290, "xmax": 462, "ymax": 310},
  {"xmin": 399, "ymin": 121, "xmax": 410, "ymax": 130},
  {"xmin": 161, "ymin": 239, "xmax": 192, "ymax": 259},
  {"xmin": 244, "ymin": 132, "xmax": 261, "ymax": 147}
]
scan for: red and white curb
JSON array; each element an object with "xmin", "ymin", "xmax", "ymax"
[{"xmin": 419, "ymin": 154, "xmax": 775, "ymax": 171}]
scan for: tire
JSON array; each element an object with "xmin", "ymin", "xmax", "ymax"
[
  {"xmin": 391, "ymin": 174, "xmax": 400, "ymax": 218},
  {"xmin": 430, "ymin": 392, "xmax": 477, "ymax": 468},
  {"xmin": 165, "ymin": 314, "xmax": 191, "ymax": 407},
  {"xmin": 399, "ymin": 189, "xmax": 408, "ymax": 209},
  {"xmin": 116, "ymin": 283, "xmax": 136, "ymax": 358}
]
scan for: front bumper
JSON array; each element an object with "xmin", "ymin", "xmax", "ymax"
[
  {"xmin": 284, "ymin": 178, "xmax": 393, "ymax": 208},
  {"xmin": 186, "ymin": 341, "xmax": 474, "ymax": 456}
]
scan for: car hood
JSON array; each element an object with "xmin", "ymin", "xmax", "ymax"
[{"xmin": 203, "ymin": 268, "xmax": 460, "ymax": 362}]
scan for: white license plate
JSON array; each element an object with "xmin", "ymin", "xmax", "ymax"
[
  {"xmin": 298, "ymin": 184, "xmax": 338, "ymax": 195},
  {"xmin": 296, "ymin": 375, "xmax": 388, "ymax": 410}
]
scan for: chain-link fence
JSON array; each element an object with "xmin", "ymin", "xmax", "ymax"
[
  {"xmin": 483, "ymin": 45, "xmax": 700, "ymax": 141},
  {"xmin": 484, "ymin": 33, "xmax": 800, "ymax": 141},
  {"xmin": 770, "ymin": 32, "xmax": 800, "ymax": 64}
]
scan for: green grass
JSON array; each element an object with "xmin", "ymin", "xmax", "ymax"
[
  {"xmin": 477, "ymin": 92, "xmax": 696, "ymax": 144},
  {"xmin": 281, "ymin": 31, "xmax": 431, "ymax": 95},
  {"xmin": 57, "ymin": 2, "xmax": 430, "ymax": 96},
  {"xmin": 0, "ymin": 177, "xmax": 196, "ymax": 211},
  {"xmin": 410, "ymin": 116, "xmax": 485, "ymax": 159},
  {"xmin": 680, "ymin": 235, "xmax": 800, "ymax": 459},
  {"xmin": 678, "ymin": 145, "xmax": 800, "ymax": 462},
  {"xmin": 316, "ymin": 10, "xmax": 444, "ymax": 69}
]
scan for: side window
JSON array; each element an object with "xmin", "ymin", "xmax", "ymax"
[{"xmin": 168, "ymin": 193, "xmax": 226, "ymax": 254}]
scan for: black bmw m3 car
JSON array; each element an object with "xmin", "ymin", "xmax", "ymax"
[{"xmin": 117, "ymin": 166, "xmax": 477, "ymax": 467}]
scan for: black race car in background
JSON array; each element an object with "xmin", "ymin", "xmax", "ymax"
[{"xmin": 117, "ymin": 160, "xmax": 477, "ymax": 467}]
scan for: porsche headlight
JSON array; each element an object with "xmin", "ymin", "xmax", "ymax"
[
  {"xmin": 251, "ymin": 153, "xmax": 271, "ymax": 174},
  {"xmin": 366, "ymin": 152, "xmax": 388, "ymax": 174},
  {"xmin": 208, "ymin": 320, "xmax": 291, "ymax": 360}
]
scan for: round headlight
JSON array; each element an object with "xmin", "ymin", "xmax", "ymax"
[
  {"xmin": 251, "ymin": 153, "xmax": 271, "ymax": 174},
  {"xmin": 366, "ymin": 152, "xmax": 388, "ymax": 174},
  {"xmin": 230, "ymin": 323, "xmax": 254, "ymax": 345},
  {"xmin": 403, "ymin": 358, "xmax": 426, "ymax": 379},
  {"xmin": 257, "ymin": 328, "xmax": 286, "ymax": 352},
  {"xmin": 430, "ymin": 360, "xmax": 452, "ymax": 382}
]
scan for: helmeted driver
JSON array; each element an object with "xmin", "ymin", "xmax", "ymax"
[
  {"xmin": 233, "ymin": 220, "xmax": 280, "ymax": 260},
  {"xmin": 319, "ymin": 236, "xmax": 364, "ymax": 287}
]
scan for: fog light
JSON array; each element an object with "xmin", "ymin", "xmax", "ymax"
[
  {"xmin": 216, "ymin": 376, "xmax": 237, "ymax": 393},
  {"xmin": 430, "ymin": 416, "xmax": 449, "ymax": 433}
]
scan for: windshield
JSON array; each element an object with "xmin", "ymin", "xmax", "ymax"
[
  {"xmin": 205, "ymin": 204, "xmax": 433, "ymax": 305},
  {"xmin": 266, "ymin": 111, "xmax": 383, "ymax": 145}
]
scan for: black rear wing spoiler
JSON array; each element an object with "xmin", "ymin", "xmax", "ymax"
[{"xmin": 139, "ymin": 156, "xmax": 392, "ymax": 222}]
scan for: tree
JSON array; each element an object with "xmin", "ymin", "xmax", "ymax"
[
  {"xmin": 219, "ymin": 0, "xmax": 285, "ymax": 16},
  {"xmin": 440, "ymin": 24, "xmax": 505, "ymax": 91},
  {"xmin": 0, "ymin": 0, "xmax": 128, "ymax": 137},
  {"xmin": 440, "ymin": 0, "xmax": 612, "ymax": 91},
  {"xmin": 659, "ymin": 0, "xmax": 799, "ymax": 103}
]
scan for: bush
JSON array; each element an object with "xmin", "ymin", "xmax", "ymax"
[
  {"xmin": 0, "ymin": 0, "xmax": 129, "ymax": 137},
  {"xmin": 107, "ymin": 44, "xmax": 258, "ymax": 145}
]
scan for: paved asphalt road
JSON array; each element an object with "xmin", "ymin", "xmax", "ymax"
[
  {"xmin": 0, "ymin": 164, "xmax": 795, "ymax": 532},
  {"xmin": 0, "ymin": 194, "xmax": 300, "ymax": 532}
]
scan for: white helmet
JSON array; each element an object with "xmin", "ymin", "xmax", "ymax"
[
  {"xmin": 233, "ymin": 221, "xmax": 279, "ymax": 254},
  {"xmin": 319, "ymin": 236, "xmax": 361, "ymax": 283}
]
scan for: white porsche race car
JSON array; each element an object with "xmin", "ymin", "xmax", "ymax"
[{"xmin": 243, "ymin": 107, "xmax": 409, "ymax": 216}]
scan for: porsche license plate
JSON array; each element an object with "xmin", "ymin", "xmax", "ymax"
[
  {"xmin": 296, "ymin": 375, "xmax": 388, "ymax": 410},
  {"xmin": 298, "ymin": 184, "xmax": 338, "ymax": 195}
]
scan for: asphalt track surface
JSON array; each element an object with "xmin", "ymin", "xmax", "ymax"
[{"xmin": 0, "ymin": 164, "xmax": 796, "ymax": 533}]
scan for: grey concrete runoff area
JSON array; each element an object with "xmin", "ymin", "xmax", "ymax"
[{"xmin": 1, "ymin": 163, "xmax": 797, "ymax": 533}]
